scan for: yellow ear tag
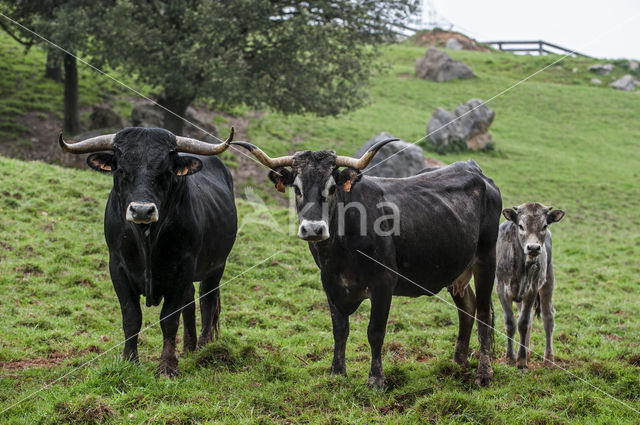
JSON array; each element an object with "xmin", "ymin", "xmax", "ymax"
[
  {"xmin": 176, "ymin": 167, "xmax": 189, "ymax": 176},
  {"xmin": 276, "ymin": 179, "xmax": 285, "ymax": 193},
  {"xmin": 100, "ymin": 164, "xmax": 112, "ymax": 171},
  {"xmin": 342, "ymin": 179, "xmax": 352, "ymax": 192}
]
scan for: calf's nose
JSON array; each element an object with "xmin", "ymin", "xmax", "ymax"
[
  {"xmin": 526, "ymin": 243, "xmax": 541, "ymax": 255},
  {"xmin": 126, "ymin": 202, "xmax": 159, "ymax": 224}
]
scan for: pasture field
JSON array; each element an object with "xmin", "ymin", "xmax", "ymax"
[{"xmin": 1, "ymin": 36, "xmax": 640, "ymax": 423}]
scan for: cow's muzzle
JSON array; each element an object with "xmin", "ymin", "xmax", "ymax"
[
  {"xmin": 525, "ymin": 243, "xmax": 541, "ymax": 258},
  {"xmin": 126, "ymin": 202, "xmax": 159, "ymax": 224},
  {"xmin": 298, "ymin": 220, "xmax": 329, "ymax": 242}
]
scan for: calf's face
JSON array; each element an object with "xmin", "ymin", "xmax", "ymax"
[
  {"xmin": 503, "ymin": 202, "xmax": 564, "ymax": 259},
  {"xmin": 86, "ymin": 129, "xmax": 203, "ymax": 225}
]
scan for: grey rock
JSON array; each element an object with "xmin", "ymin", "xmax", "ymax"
[
  {"xmin": 353, "ymin": 132, "xmax": 425, "ymax": 178},
  {"xmin": 415, "ymin": 48, "xmax": 475, "ymax": 82},
  {"xmin": 426, "ymin": 98, "xmax": 494, "ymax": 151},
  {"xmin": 445, "ymin": 37, "xmax": 463, "ymax": 50},
  {"xmin": 590, "ymin": 78, "xmax": 602, "ymax": 85},
  {"xmin": 610, "ymin": 74, "xmax": 636, "ymax": 91},
  {"xmin": 629, "ymin": 60, "xmax": 639, "ymax": 71},
  {"xmin": 89, "ymin": 105, "xmax": 123, "ymax": 130},
  {"xmin": 588, "ymin": 63, "xmax": 614, "ymax": 76},
  {"xmin": 131, "ymin": 102, "xmax": 164, "ymax": 128}
]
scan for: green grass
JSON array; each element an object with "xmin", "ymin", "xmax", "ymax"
[{"xmin": 1, "ymin": 36, "xmax": 640, "ymax": 423}]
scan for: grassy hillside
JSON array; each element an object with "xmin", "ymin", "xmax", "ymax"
[{"xmin": 1, "ymin": 35, "xmax": 640, "ymax": 423}]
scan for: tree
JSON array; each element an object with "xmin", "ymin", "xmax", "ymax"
[
  {"xmin": 97, "ymin": 0, "xmax": 418, "ymax": 135},
  {"xmin": 0, "ymin": 0, "xmax": 106, "ymax": 133}
]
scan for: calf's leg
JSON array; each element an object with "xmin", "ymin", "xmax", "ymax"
[
  {"xmin": 516, "ymin": 300, "xmax": 534, "ymax": 369},
  {"xmin": 539, "ymin": 279, "xmax": 556, "ymax": 365},
  {"xmin": 497, "ymin": 282, "xmax": 516, "ymax": 365}
]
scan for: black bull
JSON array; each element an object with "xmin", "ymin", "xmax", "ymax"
[
  {"xmin": 60, "ymin": 127, "xmax": 237, "ymax": 376},
  {"xmin": 235, "ymin": 140, "xmax": 502, "ymax": 387}
]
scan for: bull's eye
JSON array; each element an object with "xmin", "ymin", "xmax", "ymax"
[
  {"xmin": 294, "ymin": 186, "xmax": 302, "ymax": 197},
  {"xmin": 328, "ymin": 185, "xmax": 336, "ymax": 196},
  {"xmin": 542, "ymin": 224, "xmax": 548, "ymax": 231}
]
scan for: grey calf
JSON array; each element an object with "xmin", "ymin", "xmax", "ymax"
[{"xmin": 496, "ymin": 202, "xmax": 564, "ymax": 369}]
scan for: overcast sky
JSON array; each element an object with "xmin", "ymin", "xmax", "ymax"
[{"xmin": 421, "ymin": 0, "xmax": 640, "ymax": 59}]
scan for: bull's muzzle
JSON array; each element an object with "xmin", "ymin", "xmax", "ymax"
[
  {"xmin": 525, "ymin": 243, "xmax": 541, "ymax": 257},
  {"xmin": 298, "ymin": 220, "xmax": 329, "ymax": 242},
  {"xmin": 126, "ymin": 202, "xmax": 159, "ymax": 224}
]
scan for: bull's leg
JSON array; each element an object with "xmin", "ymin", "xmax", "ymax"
[
  {"xmin": 111, "ymin": 264, "xmax": 142, "ymax": 362},
  {"xmin": 182, "ymin": 282, "xmax": 197, "ymax": 354},
  {"xmin": 448, "ymin": 268, "xmax": 475, "ymax": 369},
  {"xmin": 497, "ymin": 283, "xmax": 516, "ymax": 365},
  {"xmin": 366, "ymin": 286, "xmax": 392, "ymax": 388},
  {"xmin": 327, "ymin": 297, "xmax": 350, "ymax": 376},
  {"xmin": 472, "ymin": 255, "xmax": 496, "ymax": 386},
  {"xmin": 539, "ymin": 280, "xmax": 556, "ymax": 365},
  {"xmin": 516, "ymin": 300, "xmax": 534, "ymax": 369},
  {"xmin": 157, "ymin": 294, "xmax": 183, "ymax": 377},
  {"xmin": 198, "ymin": 268, "xmax": 224, "ymax": 349}
]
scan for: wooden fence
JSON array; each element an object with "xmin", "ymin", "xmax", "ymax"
[{"xmin": 482, "ymin": 40, "xmax": 591, "ymax": 57}]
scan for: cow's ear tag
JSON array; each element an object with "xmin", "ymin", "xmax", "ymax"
[
  {"xmin": 176, "ymin": 167, "xmax": 190, "ymax": 176},
  {"xmin": 342, "ymin": 179, "xmax": 352, "ymax": 192},
  {"xmin": 275, "ymin": 179, "xmax": 286, "ymax": 193}
]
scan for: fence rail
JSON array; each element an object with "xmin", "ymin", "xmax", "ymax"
[{"xmin": 482, "ymin": 40, "xmax": 591, "ymax": 58}]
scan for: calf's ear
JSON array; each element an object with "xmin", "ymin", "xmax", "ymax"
[
  {"xmin": 174, "ymin": 155, "xmax": 203, "ymax": 176},
  {"xmin": 336, "ymin": 167, "xmax": 362, "ymax": 192},
  {"xmin": 87, "ymin": 153, "xmax": 116, "ymax": 173},
  {"xmin": 502, "ymin": 208, "xmax": 518, "ymax": 222},
  {"xmin": 268, "ymin": 167, "xmax": 294, "ymax": 192},
  {"xmin": 547, "ymin": 209, "xmax": 565, "ymax": 224}
]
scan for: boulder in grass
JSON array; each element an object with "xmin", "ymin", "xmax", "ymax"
[
  {"xmin": 610, "ymin": 75, "xmax": 636, "ymax": 91},
  {"xmin": 426, "ymin": 98, "xmax": 495, "ymax": 151},
  {"xmin": 445, "ymin": 37, "xmax": 463, "ymax": 50},
  {"xmin": 588, "ymin": 63, "xmax": 614, "ymax": 76},
  {"xmin": 415, "ymin": 48, "xmax": 475, "ymax": 82},
  {"xmin": 353, "ymin": 132, "xmax": 426, "ymax": 178}
]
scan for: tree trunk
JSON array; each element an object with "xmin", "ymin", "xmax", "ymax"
[
  {"xmin": 159, "ymin": 93, "xmax": 194, "ymax": 135},
  {"xmin": 45, "ymin": 50, "xmax": 62, "ymax": 81},
  {"xmin": 63, "ymin": 52, "xmax": 80, "ymax": 134}
]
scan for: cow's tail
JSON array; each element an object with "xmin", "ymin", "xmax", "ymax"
[
  {"xmin": 534, "ymin": 293, "xmax": 541, "ymax": 319},
  {"xmin": 212, "ymin": 287, "xmax": 222, "ymax": 339},
  {"xmin": 490, "ymin": 298, "xmax": 496, "ymax": 358}
]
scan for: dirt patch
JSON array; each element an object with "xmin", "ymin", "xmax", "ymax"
[
  {"xmin": 0, "ymin": 346, "xmax": 102, "ymax": 372},
  {"xmin": 413, "ymin": 29, "xmax": 490, "ymax": 52}
]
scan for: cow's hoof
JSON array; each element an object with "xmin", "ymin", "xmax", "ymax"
[
  {"xmin": 516, "ymin": 359, "xmax": 528, "ymax": 370},
  {"xmin": 453, "ymin": 352, "xmax": 470, "ymax": 369},
  {"xmin": 506, "ymin": 355, "xmax": 516, "ymax": 366},
  {"xmin": 543, "ymin": 355, "xmax": 555, "ymax": 367},
  {"xmin": 157, "ymin": 359, "xmax": 179, "ymax": 378},
  {"xmin": 474, "ymin": 373, "xmax": 493, "ymax": 387},
  {"xmin": 366, "ymin": 376, "xmax": 386, "ymax": 389},
  {"xmin": 183, "ymin": 341, "xmax": 197, "ymax": 355},
  {"xmin": 329, "ymin": 367, "xmax": 347, "ymax": 376},
  {"xmin": 197, "ymin": 336, "xmax": 212, "ymax": 350},
  {"xmin": 475, "ymin": 356, "xmax": 493, "ymax": 386}
]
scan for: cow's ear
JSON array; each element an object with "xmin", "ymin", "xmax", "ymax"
[
  {"xmin": 87, "ymin": 153, "xmax": 116, "ymax": 173},
  {"xmin": 174, "ymin": 155, "xmax": 203, "ymax": 176},
  {"xmin": 336, "ymin": 167, "xmax": 362, "ymax": 192},
  {"xmin": 502, "ymin": 208, "xmax": 518, "ymax": 222},
  {"xmin": 547, "ymin": 209, "xmax": 565, "ymax": 224},
  {"xmin": 268, "ymin": 167, "xmax": 294, "ymax": 192}
]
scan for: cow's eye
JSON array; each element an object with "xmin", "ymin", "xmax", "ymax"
[
  {"xmin": 328, "ymin": 185, "xmax": 336, "ymax": 196},
  {"xmin": 518, "ymin": 224, "xmax": 524, "ymax": 231},
  {"xmin": 294, "ymin": 186, "xmax": 302, "ymax": 197},
  {"xmin": 542, "ymin": 224, "xmax": 548, "ymax": 231}
]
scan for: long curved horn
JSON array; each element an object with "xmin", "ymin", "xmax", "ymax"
[
  {"xmin": 174, "ymin": 127, "xmax": 234, "ymax": 155},
  {"xmin": 231, "ymin": 141, "xmax": 294, "ymax": 169},
  {"xmin": 59, "ymin": 132, "xmax": 115, "ymax": 154},
  {"xmin": 335, "ymin": 138, "xmax": 399, "ymax": 169}
]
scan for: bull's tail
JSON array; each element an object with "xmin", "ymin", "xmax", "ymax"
[
  {"xmin": 212, "ymin": 287, "xmax": 222, "ymax": 339},
  {"xmin": 490, "ymin": 298, "xmax": 496, "ymax": 358},
  {"xmin": 534, "ymin": 293, "xmax": 541, "ymax": 319}
]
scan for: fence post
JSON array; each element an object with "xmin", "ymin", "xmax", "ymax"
[{"xmin": 539, "ymin": 41, "xmax": 544, "ymax": 55}]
